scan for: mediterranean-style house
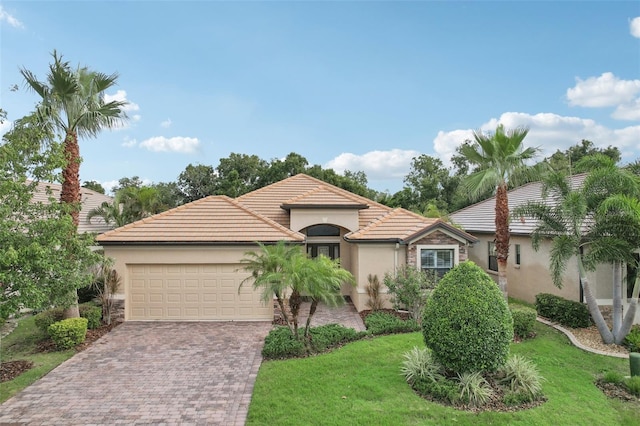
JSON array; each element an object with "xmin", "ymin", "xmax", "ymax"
[
  {"xmin": 449, "ymin": 173, "xmax": 640, "ymax": 324},
  {"xmin": 96, "ymin": 173, "xmax": 478, "ymax": 322},
  {"xmin": 32, "ymin": 181, "xmax": 114, "ymax": 235}
]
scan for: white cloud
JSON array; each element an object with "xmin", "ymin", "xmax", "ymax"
[
  {"xmin": 612, "ymin": 98, "xmax": 640, "ymax": 121},
  {"xmin": 100, "ymin": 180, "xmax": 119, "ymax": 195},
  {"xmin": 631, "ymin": 17, "xmax": 640, "ymax": 38},
  {"xmin": 121, "ymin": 137, "xmax": 137, "ymax": 148},
  {"xmin": 0, "ymin": 6, "xmax": 24, "ymax": 28},
  {"xmin": 0, "ymin": 118, "xmax": 13, "ymax": 136},
  {"xmin": 104, "ymin": 90, "xmax": 141, "ymax": 129},
  {"xmin": 139, "ymin": 136, "xmax": 200, "ymax": 153},
  {"xmin": 566, "ymin": 72, "xmax": 640, "ymax": 108},
  {"xmin": 160, "ymin": 118, "xmax": 172, "ymax": 128},
  {"xmin": 433, "ymin": 112, "xmax": 640, "ymax": 167},
  {"xmin": 325, "ymin": 149, "xmax": 421, "ymax": 180}
]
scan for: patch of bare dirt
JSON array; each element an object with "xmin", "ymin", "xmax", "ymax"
[
  {"xmin": 595, "ymin": 378, "xmax": 640, "ymax": 402},
  {"xmin": 0, "ymin": 360, "xmax": 34, "ymax": 383}
]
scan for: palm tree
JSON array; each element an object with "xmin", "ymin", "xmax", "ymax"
[
  {"xmin": 21, "ymin": 51, "xmax": 127, "ymax": 318},
  {"xmin": 86, "ymin": 201, "xmax": 129, "ymax": 228},
  {"xmin": 512, "ymin": 166, "xmax": 640, "ymax": 344},
  {"xmin": 459, "ymin": 124, "xmax": 542, "ymax": 298},
  {"xmin": 240, "ymin": 241, "xmax": 302, "ymax": 334},
  {"xmin": 21, "ymin": 51, "xmax": 127, "ymax": 227}
]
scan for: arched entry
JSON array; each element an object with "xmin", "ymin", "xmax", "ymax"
[{"xmin": 305, "ymin": 224, "xmax": 341, "ymax": 260}]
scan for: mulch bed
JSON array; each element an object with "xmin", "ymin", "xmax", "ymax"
[
  {"xmin": 595, "ymin": 378, "xmax": 640, "ymax": 402},
  {"xmin": 1, "ymin": 321, "xmax": 121, "ymax": 383}
]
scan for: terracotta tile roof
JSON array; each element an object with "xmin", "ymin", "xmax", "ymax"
[
  {"xmin": 450, "ymin": 173, "xmax": 588, "ymax": 235},
  {"xmin": 96, "ymin": 173, "xmax": 477, "ymax": 245},
  {"xmin": 96, "ymin": 195, "xmax": 304, "ymax": 243},
  {"xmin": 346, "ymin": 207, "xmax": 477, "ymax": 243},
  {"xmin": 30, "ymin": 181, "xmax": 114, "ymax": 234},
  {"xmin": 237, "ymin": 174, "xmax": 391, "ymax": 229}
]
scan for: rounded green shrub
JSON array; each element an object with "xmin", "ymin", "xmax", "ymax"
[
  {"xmin": 422, "ymin": 261, "xmax": 513, "ymax": 373},
  {"xmin": 510, "ymin": 306, "xmax": 536, "ymax": 339},
  {"xmin": 79, "ymin": 304, "xmax": 102, "ymax": 329},
  {"xmin": 48, "ymin": 318, "xmax": 88, "ymax": 350},
  {"xmin": 34, "ymin": 308, "xmax": 64, "ymax": 333}
]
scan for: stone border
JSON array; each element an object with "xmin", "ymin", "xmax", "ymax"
[{"xmin": 537, "ymin": 316, "xmax": 629, "ymax": 359}]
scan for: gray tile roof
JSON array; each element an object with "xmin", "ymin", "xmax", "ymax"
[{"xmin": 449, "ymin": 174, "xmax": 587, "ymax": 235}]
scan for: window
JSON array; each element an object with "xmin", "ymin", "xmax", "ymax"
[
  {"xmin": 515, "ymin": 244, "xmax": 521, "ymax": 266},
  {"xmin": 306, "ymin": 224, "xmax": 340, "ymax": 237},
  {"xmin": 307, "ymin": 244, "xmax": 340, "ymax": 260},
  {"xmin": 420, "ymin": 248, "xmax": 454, "ymax": 279},
  {"xmin": 488, "ymin": 242, "xmax": 498, "ymax": 272}
]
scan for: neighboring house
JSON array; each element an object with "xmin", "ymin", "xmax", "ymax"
[
  {"xmin": 96, "ymin": 173, "xmax": 478, "ymax": 322},
  {"xmin": 450, "ymin": 173, "xmax": 640, "ymax": 324},
  {"xmin": 31, "ymin": 181, "xmax": 115, "ymax": 234}
]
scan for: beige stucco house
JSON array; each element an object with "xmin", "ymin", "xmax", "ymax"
[
  {"xmin": 96, "ymin": 174, "xmax": 477, "ymax": 322},
  {"xmin": 449, "ymin": 173, "xmax": 640, "ymax": 324}
]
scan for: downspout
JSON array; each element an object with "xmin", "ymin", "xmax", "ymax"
[{"xmin": 394, "ymin": 242, "xmax": 399, "ymax": 273}]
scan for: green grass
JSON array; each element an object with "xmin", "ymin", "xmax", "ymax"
[
  {"xmin": 0, "ymin": 315, "xmax": 75, "ymax": 403},
  {"xmin": 247, "ymin": 322, "xmax": 640, "ymax": 425}
]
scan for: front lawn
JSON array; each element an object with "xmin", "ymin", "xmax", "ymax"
[
  {"xmin": 0, "ymin": 315, "xmax": 75, "ymax": 403},
  {"xmin": 247, "ymin": 322, "xmax": 639, "ymax": 425}
]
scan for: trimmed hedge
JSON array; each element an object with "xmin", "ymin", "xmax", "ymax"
[
  {"xmin": 48, "ymin": 318, "xmax": 88, "ymax": 349},
  {"xmin": 510, "ymin": 306, "xmax": 537, "ymax": 339},
  {"xmin": 34, "ymin": 303, "xmax": 103, "ymax": 333},
  {"xmin": 364, "ymin": 312, "xmax": 421, "ymax": 335},
  {"xmin": 262, "ymin": 324, "xmax": 366, "ymax": 359},
  {"xmin": 422, "ymin": 262, "xmax": 513, "ymax": 373},
  {"xmin": 535, "ymin": 293, "xmax": 591, "ymax": 328}
]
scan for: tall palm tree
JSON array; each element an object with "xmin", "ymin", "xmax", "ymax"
[
  {"xmin": 513, "ymin": 167, "xmax": 640, "ymax": 344},
  {"xmin": 21, "ymin": 51, "xmax": 127, "ymax": 227},
  {"xmin": 21, "ymin": 51, "xmax": 127, "ymax": 318},
  {"xmin": 86, "ymin": 201, "xmax": 129, "ymax": 228},
  {"xmin": 460, "ymin": 124, "xmax": 542, "ymax": 298}
]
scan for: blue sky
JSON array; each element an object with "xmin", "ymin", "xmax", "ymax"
[{"xmin": 1, "ymin": 1, "xmax": 639, "ymax": 194}]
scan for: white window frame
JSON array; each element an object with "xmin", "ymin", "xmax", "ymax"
[{"xmin": 416, "ymin": 244, "xmax": 459, "ymax": 277}]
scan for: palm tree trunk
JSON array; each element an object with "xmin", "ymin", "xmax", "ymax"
[
  {"xmin": 612, "ymin": 261, "xmax": 622, "ymax": 337},
  {"xmin": 304, "ymin": 299, "xmax": 319, "ymax": 338},
  {"xmin": 289, "ymin": 290, "xmax": 302, "ymax": 339},
  {"xmin": 578, "ymin": 259, "xmax": 614, "ymax": 344},
  {"xmin": 60, "ymin": 131, "xmax": 82, "ymax": 226},
  {"xmin": 616, "ymin": 276, "xmax": 639, "ymax": 344},
  {"xmin": 61, "ymin": 130, "xmax": 81, "ymax": 319},
  {"xmin": 495, "ymin": 184, "xmax": 510, "ymax": 299},
  {"xmin": 275, "ymin": 293, "xmax": 294, "ymax": 334}
]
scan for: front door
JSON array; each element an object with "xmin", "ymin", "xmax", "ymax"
[{"xmin": 307, "ymin": 243, "xmax": 340, "ymax": 260}]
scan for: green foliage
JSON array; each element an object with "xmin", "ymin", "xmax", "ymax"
[
  {"xmin": 412, "ymin": 376, "xmax": 460, "ymax": 405},
  {"xmin": 47, "ymin": 317, "xmax": 88, "ymax": 350},
  {"xmin": 79, "ymin": 304, "xmax": 102, "ymax": 330},
  {"xmin": 457, "ymin": 371, "xmax": 494, "ymax": 407},
  {"xmin": 261, "ymin": 324, "xmax": 365, "ymax": 359},
  {"xmin": 34, "ymin": 304, "xmax": 102, "ymax": 333},
  {"xmin": 400, "ymin": 346, "xmax": 443, "ymax": 384},
  {"xmin": 307, "ymin": 324, "xmax": 364, "ymax": 353},
  {"xmin": 602, "ymin": 370, "xmax": 624, "ymax": 385},
  {"xmin": 535, "ymin": 293, "xmax": 591, "ymax": 328},
  {"xmin": 623, "ymin": 326, "xmax": 640, "ymax": 352},
  {"xmin": 383, "ymin": 265, "xmax": 436, "ymax": 321},
  {"xmin": 624, "ymin": 376, "xmax": 640, "ymax": 397},
  {"xmin": 499, "ymin": 354, "xmax": 544, "ymax": 400},
  {"xmin": 510, "ymin": 305, "xmax": 537, "ymax": 339},
  {"xmin": 503, "ymin": 390, "xmax": 537, "ymax": 406},
  {"xmin": 262, "ymin": 326, "xmax": 306, "ymax": 359},
  {"xmin": 364, "ymin": 312, "xmax": 421, "ymax": 335},
  {"xmin": 422, "ymin": 262, "xmax": 513, "ymax": 373}
]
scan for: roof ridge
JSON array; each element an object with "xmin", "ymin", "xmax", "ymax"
[
  {"xmin": 96, "ymin": 195, "xmax": 221, "ymax": 240},
  {"xmin": 236, "ymin": 173, "xmax": 316, "ymax": 200}
]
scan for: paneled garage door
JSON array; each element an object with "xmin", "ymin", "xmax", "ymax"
[{"xmin": 128, "ymin": 264, "xmax": 272, "ymax": 321}]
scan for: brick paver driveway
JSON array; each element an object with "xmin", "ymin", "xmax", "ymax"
[{"xmin": 0, "ymin": 321, "xmax": 271, "ymax": 425}]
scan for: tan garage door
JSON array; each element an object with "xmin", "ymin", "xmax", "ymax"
[{"xmin": 128, "ymin": 264, "xmax": 272, "ymax": 321}]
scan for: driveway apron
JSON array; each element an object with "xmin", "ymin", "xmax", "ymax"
[{"xmin": 0, "ymin": 321, "xmax": 271, "ymax": 425}]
